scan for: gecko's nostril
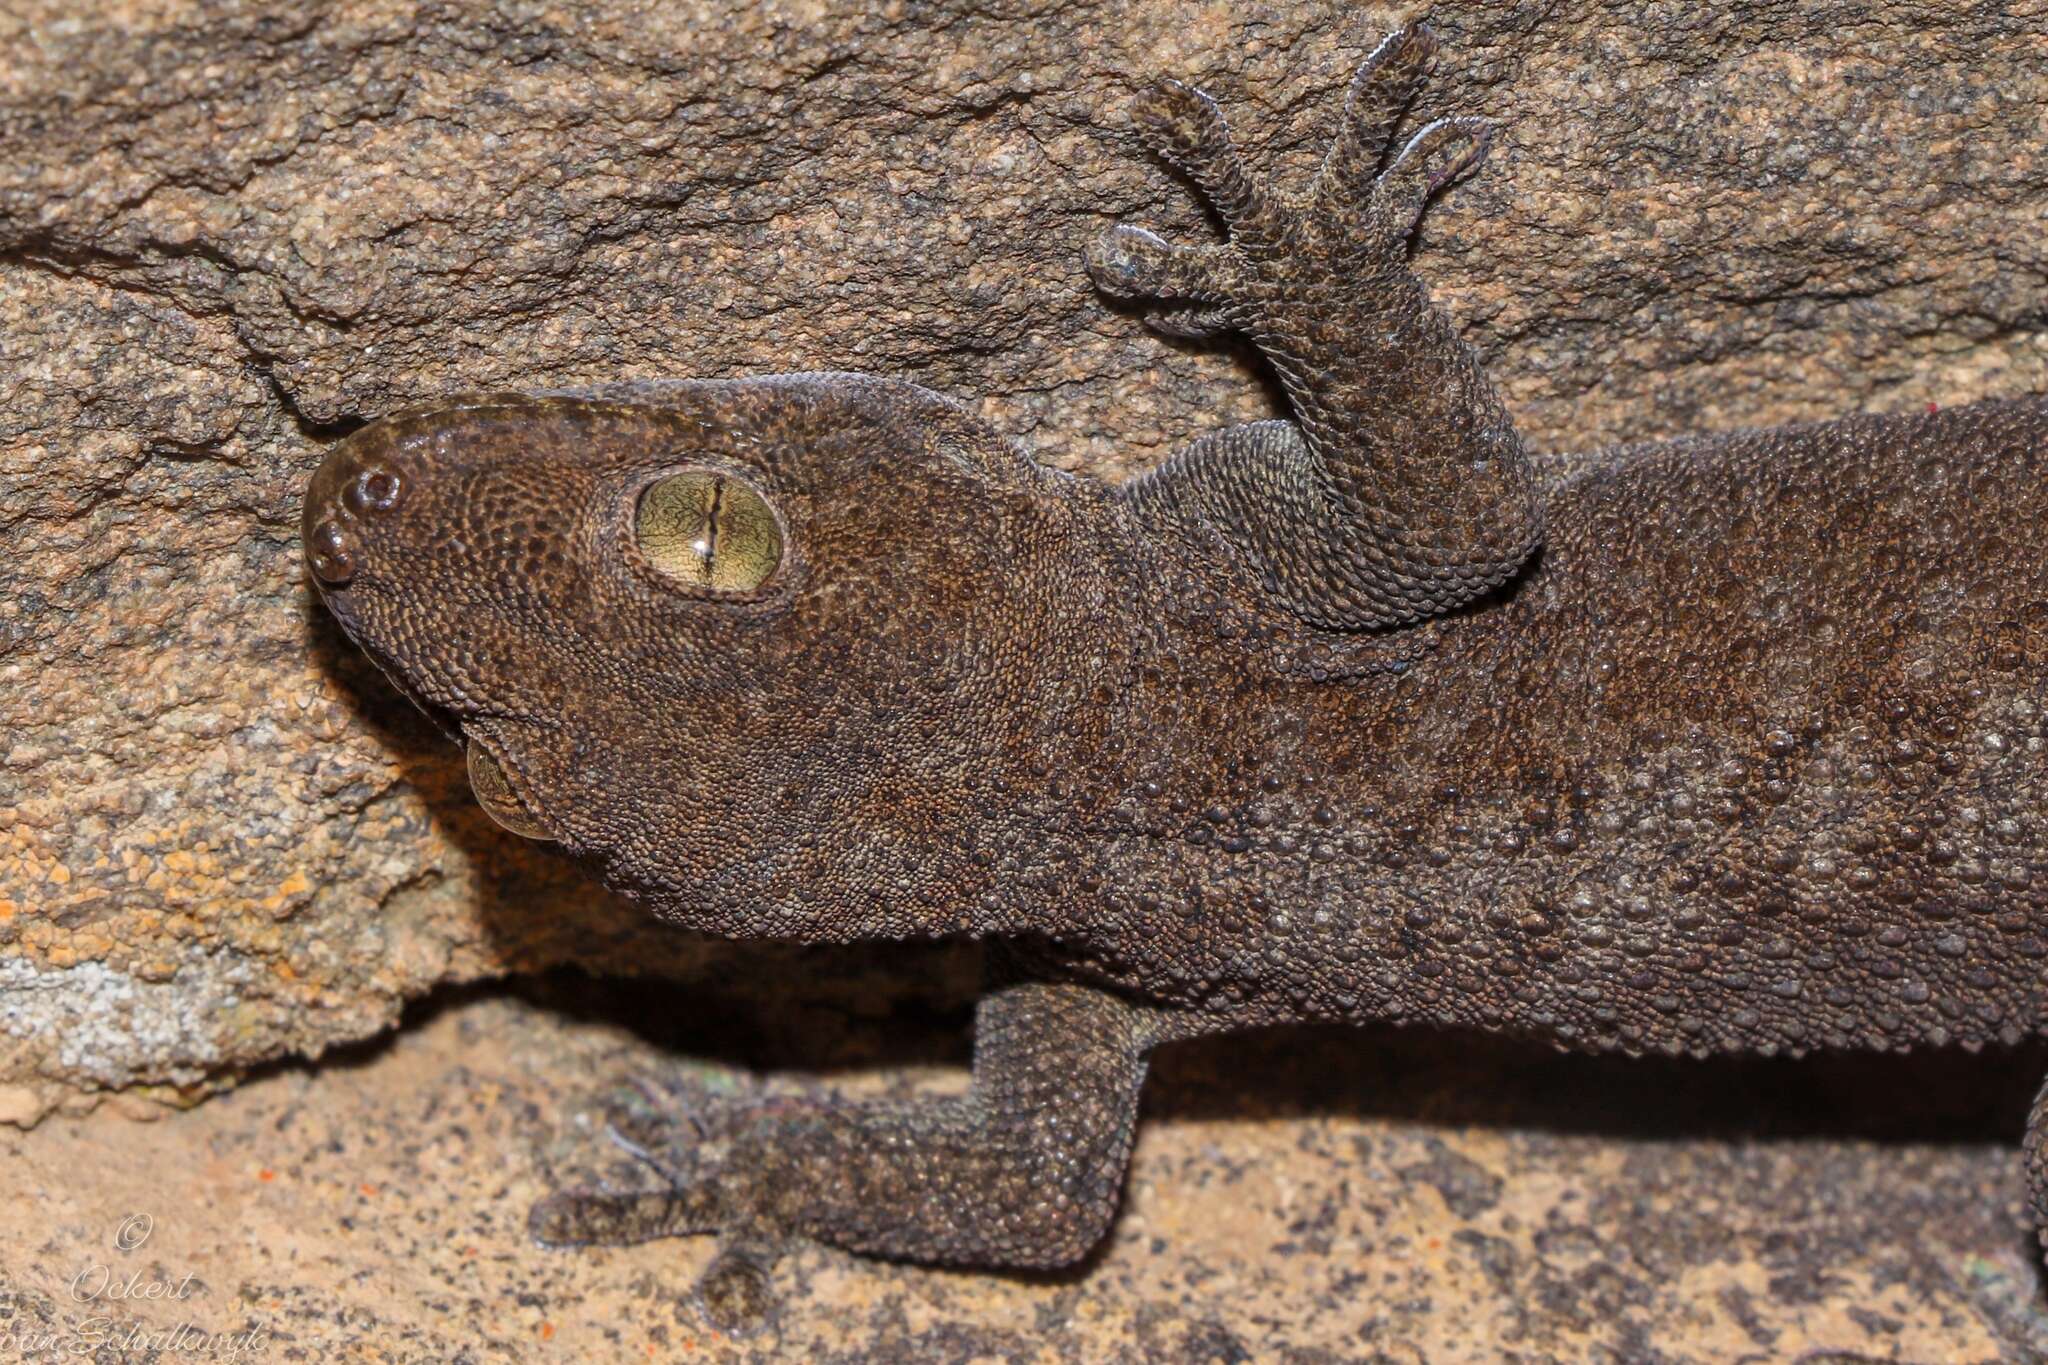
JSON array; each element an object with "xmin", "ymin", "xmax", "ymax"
[
  {"xmin": 307, "ymin": 518, "xmax": 357, "ymax": 585},
  {"xmin": 304, "ymin": 432, "xmax": 417, "ymax": 592}
]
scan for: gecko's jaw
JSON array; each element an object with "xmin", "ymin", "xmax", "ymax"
[
  {"xmin": 305, "ymin": 427, "xmax": 556, "ymax": 846},
  {"xmin": 333, "ymin": 625, "xmax": 557, "ymax": 843}
]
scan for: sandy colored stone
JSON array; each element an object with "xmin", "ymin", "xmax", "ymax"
[{"xmin": 4, "ymin": 985, "xmax": 2046, "ymax": 1362}]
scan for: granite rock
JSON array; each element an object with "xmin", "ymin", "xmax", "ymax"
[
  {"xmin": 0, "ymin": 0, "xmax": 2044, "ymax": 1113},
  {"xmin": 4, "ymin": 2, "xmax": 2048, "ymax": 1350}
]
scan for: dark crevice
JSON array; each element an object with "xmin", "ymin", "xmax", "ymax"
[{"xmin": 258, "ymin": 364, "xmax": 368, "ymax": 443}]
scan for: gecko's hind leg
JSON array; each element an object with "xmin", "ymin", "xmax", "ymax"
[{"xmin": 527, "ymin": 980, "xmax": 1164, "ymax": 1335}]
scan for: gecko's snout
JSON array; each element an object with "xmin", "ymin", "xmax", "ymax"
[{"xmin": 303, "ymin": 432, "xmax": 413, "ymax": 591}]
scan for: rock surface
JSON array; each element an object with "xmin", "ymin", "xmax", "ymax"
[
  {"xmin": 3, "ymin": 0, "xmax": 2048, "ymax": 1353},
  {"xmin": 2, "ymin": 0, "xmax": 2044, "ymax": 1104}
]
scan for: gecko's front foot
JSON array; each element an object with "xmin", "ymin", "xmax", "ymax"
[
  {"xmin": 526, "ymin": 981, "xmax": 1160, "ymax": 1334},
  {"xmin": 528, "ymin": 1072, "xmax": 799, "ymax": 1334},
  {"xmin": 1087, "ymin": 24, "xmax": 1490, "ymax": 339},
  {"xmin": 1083, "ymin": 25, "xmax": 1541, "ymax": 631}
]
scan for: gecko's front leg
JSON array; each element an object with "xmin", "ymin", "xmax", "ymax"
[
  {"xmin": 530, "ymin": 974, "xmax": 1163, "ymax": 1331},
  {"xmin": 1090, "ymin": 24, "xmax": 1543, "ymax": 631}
]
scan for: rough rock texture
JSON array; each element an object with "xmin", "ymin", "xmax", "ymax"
[
  {"xmin": 5, "ymin": 0, "xmax": 2044, "ymax": 1110},
  {"xmin": 8, "ymin": 982, "xmax": 2048, "ymax": 1362}
]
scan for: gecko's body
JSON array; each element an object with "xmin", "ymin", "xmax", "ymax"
[
  {"xmin": 1084, "ymin": 398, "xmax": 2048, "ymax": 1052},
  {"xmin": 302, "ymin": 27, "xmax": 2048, "ymax": 1328}
]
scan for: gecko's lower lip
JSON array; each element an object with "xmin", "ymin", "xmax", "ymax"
[
  {"xmin": 340, "ymin": 636, "xmax": 467, "ymax": 745},
  {"xmin": 465, "ymin": 738, "xmax": 555, "ymax": 841}
]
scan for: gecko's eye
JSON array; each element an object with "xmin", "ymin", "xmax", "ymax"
[{"xmin": 634, "ymin": 470, "xmax": 784, "ymax": 593}]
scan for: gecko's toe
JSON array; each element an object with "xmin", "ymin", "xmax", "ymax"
[
  {"xmin": 1129, "ymin": 77, "xmax": 1225, "ymax": 155},
  {"xmin": 528, "ymin": 1186, "xmax": 639, "ymax": 1246},
  {"xmin": 528, "ymin": 1184, "xmax": 722, "ymax": 1247},
  {"xmin": 1121, "ymin": 73, "xmax": 1284, "ymax": 245},
  {"xmin": 1143, "ymin": 303, "xmax": 1236, "ymax": 339},
  {"xmin": 1084, "ymin": 224, "xmax": 1237, "ymax": 304},
  {"xmin": 1370, "ymin": 115, "xmax": 1494, "ymax": 239}
]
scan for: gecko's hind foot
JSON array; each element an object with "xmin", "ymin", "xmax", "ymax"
[{"xmin": 1086, "ymin": 23, "xmax": 1493, "ymax": 336}]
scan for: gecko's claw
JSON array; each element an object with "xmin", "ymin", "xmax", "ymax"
[
  {"xmin": 533, "ymin": 1185, "xmax": 786, "ymax": 1336},
  {"xmin": 604, "ymin": 1114, "xmax": 694, "ymax": 1185},
  {"xmin": 530, "ymin": 1088, "xmax": 795, "ymax": 1337}
]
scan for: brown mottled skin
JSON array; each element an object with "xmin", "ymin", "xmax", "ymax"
[{"xmin": 303, "ymin": 28, "xmax": 2048, "ymax": 1331}]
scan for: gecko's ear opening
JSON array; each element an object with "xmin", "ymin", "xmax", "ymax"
[{"xmin": 467, "ymin": 739, "xmax": 555, "ymax": 841}]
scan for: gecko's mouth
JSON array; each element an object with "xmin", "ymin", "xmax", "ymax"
[{"xmin": 325, "ymin": 618, "xmax": 556, "ymax": 842}]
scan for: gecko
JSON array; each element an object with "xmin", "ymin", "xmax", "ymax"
[{"xmin": 301, "ymin": 26, "xmax": 2048, "ymax": 1331}]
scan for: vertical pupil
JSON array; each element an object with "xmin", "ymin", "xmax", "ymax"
[
  {"xmin": 635, "ymin": 470, "xmax": 783, "ymax": 592},
  {"xmin": 697, "ymin": 476, "xmax": 725, "ymax": 576}
]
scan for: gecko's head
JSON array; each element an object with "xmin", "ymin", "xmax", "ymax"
[{"xmin": 303, "ymin": 375, "xmax": 1125, "ymax": 938}]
